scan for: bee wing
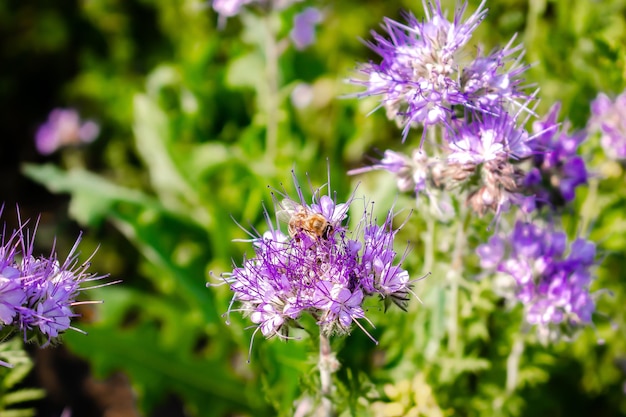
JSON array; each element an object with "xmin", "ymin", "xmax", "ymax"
[{"xmin": 276, "ymin": 199, "xmax": 300, "ymax": 223}]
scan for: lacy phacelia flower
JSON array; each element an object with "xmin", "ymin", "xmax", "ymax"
[
  {"xmin": 351, "ymin": 0, "xmax": 531, "ymax": 141},
  {"xmin": 588, "ymin": 90, "xmax": 626, "ymax": 160},
  {"xmin": 35, "ymin": 108, "xmax": 99, "ymax": 155},
  {"xmin": 218, "ymin": 173, "xmax": 412, "ymax": 344},
  {"xmin": 290, "ymin": 7, "xmax": 323, "ymax": 50},
  {"xmin": 0, "ymin": 211, "xmax": 109, "ymax": 365},
  {"xmin": 350, "ymin": 110, "xmax": 538, "ymax": 217},
  {"xmin": 459, "ymin": 34, "xmax": 531, "ymax": 114},
  {"xmin": 524, "ymin": 102, "xmax": 588, "ymax": 209},
  {"xmin": 443, "ymin": 111, "xmax": 536, "ymax": 216},
  {"xmin": 477, "ymin": 221, "xmax": 597, "ymax": 339}
]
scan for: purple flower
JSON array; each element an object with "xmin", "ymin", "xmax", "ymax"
[
  {"xmin": 524, "ymin": 102, "xmax": 588, "ymax": 209},
  {"xmin": 35, "ymin": 108, "xmax": 99, "ymax": 155},
  {"xmin": 0, "ymin": 266, "xmax": 26, "ymax": 325},
  {"xmin": 350, "ymin": 1, "xmax": 532, "ymax": 143},
  {"xmin": 290, "ymin": 7, "xmax": 323, "ymax": 50},
  {"xmin": 446, "ymin": 112, "xmax": 533, "ymax": 165},
  {"xmin": 588, "ymin": 90, "xmax": 626, "ymax": 160},
  {"xmin": 0, "ymin": 208, "xmax": 110, "ymax": 365},
  {"xmin": 218, "ymin": 171, "xmax": 413, "ymax": 344},
  {"xmin": 460, "ymin": 34, "xmax": 532, "ymax": 114},
  {"xmin": 477, "ymin": 220, "xmax": 598, "ymax": 339},
  {"xmin": 348, "ymin": 149, "xmax": 433, "ymax": 195},
  {"xmin": 350, "ymin": 108, "xmax": 541, "ymax": 217},
  {"xmin": 442, "ymin": 110, "xmax": 537, "ymax": 216}
]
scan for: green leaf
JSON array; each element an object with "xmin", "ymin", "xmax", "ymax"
[
  {"xmin": 226, "ymin": 52, "xmax": 265, "ymax": 90},
  {"xmin": 22, "ymin": 163, "xmax": 160, "ymax": 227},
  {"xmin": 22, "ymin": 163, "xmax": 218, "ymax": 321},
  {"xmin": 65, "ymin": 322, "xmax": 264, "ymax": 415},
  {"xmin": 2, "ymin": 389, "xmax": 45, "ymax": 406},
  {"xmin": 0, "ymin": 409, "xmax": 37, "ymax": 417},
  {"xmin": 133, "ymin": 93, "xmax": 201, "ymax": 211}
]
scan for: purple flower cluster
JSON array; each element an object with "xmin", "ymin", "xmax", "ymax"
[
  {"xmin": 477, "ymin": 221, "xmax": 596, "ymax": 337},
  {"xmin": 351, "ymin": 0, "xmax": 531, "ymax": 141},
  {"xmin": 219, "ymin": 173, "xmax": 412, "ymax": 343},
  {"xmin": 35, "ymin": 108, "xmax": 99, "ymax": 155},
  {"xmin": 349, "ymin": 1, "xmax": 547, "ymax": 217},
  {"xmin": 0, "ymin": 212, "xmax": 106, "ymax": 366},
  {"xmin": 588, "ymin": 90, "xmax": 626, "ymax": 160},
  {"xmin": 524, "ymin": 103, "xmax": 588, "ymax": 209},
  {"xmin": 350, "ymin": 109, "xmax": 539, "ymax": 217}
]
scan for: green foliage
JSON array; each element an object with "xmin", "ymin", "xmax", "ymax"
[
  {"xmin": 0, "ymin": 340, "xmax": 45, "ymax": 417},
  {"xmin": 6, "ymin": 0, "xmax": 626, "ymax": 415}
]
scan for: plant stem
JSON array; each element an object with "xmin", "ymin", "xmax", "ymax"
[
  {"xmin": 447, "ymin": 208, "xmax": 469, "ymax": 354},
  {"xmin": 263, "ymin": 13, "xmax": 280, "ymax": 163},
  {"xmin": 506, "ymin": 330, "xmax": 526, "ymax": 394},
  {"xmin": 580, "ymin": 177, "xmax": 599, "ymax": 234},
  {"xmin": 423, "ymin": 216, "xmax": 435, "ymax": 274},
  {"xmin": 318, "ymin": 333, "xmax": 336, "ymax": 417}
]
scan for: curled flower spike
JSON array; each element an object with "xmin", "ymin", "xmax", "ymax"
[
  {"xmin": 215, "ymin": 170, "xmax": 416, "ymax": 350},
  {"xmin": 0, "ymin": 208, "xmax": 115, "ymax": 366},
  {"xmin": 477, "ymin": 220, "xmax": 598, "ymax": 341}
]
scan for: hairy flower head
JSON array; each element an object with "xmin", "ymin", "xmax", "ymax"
[
  {"xmin": 350, "ymin": 1, "xmax": 532, "ymax": 143},
  {"xmin": 0, "ymin": 208, "xmax": 112, "ymax": 366},
  {"xmin": 217, "ymin": 171, "xmax": 414, "ymax": 347},
  {"xmin": 477, "ymin": 220, "xmax": 598, "ymax": 341}
]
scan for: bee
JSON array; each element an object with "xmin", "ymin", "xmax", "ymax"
[{"xmin": 277, "ymin": 200, "xmax": 333, "ymax": 240}]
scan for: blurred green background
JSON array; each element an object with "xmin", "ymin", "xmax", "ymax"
[{"xmin": 1, "ymin": 0, "xmax": 625, "ymax": 416}]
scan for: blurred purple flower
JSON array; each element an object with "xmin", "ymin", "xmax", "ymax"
[
  {"xmin": 35, "ymin": 108, "xmax": 99, "ymax": 155},
  {"xmin": 212, "ymin": 0, "xmax": 254, "ymax": 21},
  {"xmin": 588, "ymin": 91, "xmax": 626, "ymax": 160},
  {"xmin": 212, "ymin": 0, "xmax": 302, "ymax": 26},
  {"xmin": 524, "ymin": 102, "xmax": 588, "ymax": 209},
  {"xmin": 217, "ymin": 171, "xmax": 413, "ymax": 344},
  {"xmin": 290, "ymin": 7, "xmax": 323, "ymax": 50},
  {"xmin": 477, "ymin": 220, "xmax": 597, "ymax": 339},
  {"xmin": 0, "ymin": 208, "xmax": 110, "ymax": 366}
]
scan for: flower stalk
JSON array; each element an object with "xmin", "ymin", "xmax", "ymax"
[
  {"xmin": 318, "ymin": 332, "xmax": 337, "ymax": 416},
  {"xmin": 447, "ymin": 207, "xmax": 469, "ymax": 354},
  {"xmin": 263, "ymin": 12, "xmax": 281, "ymax": 163}
]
